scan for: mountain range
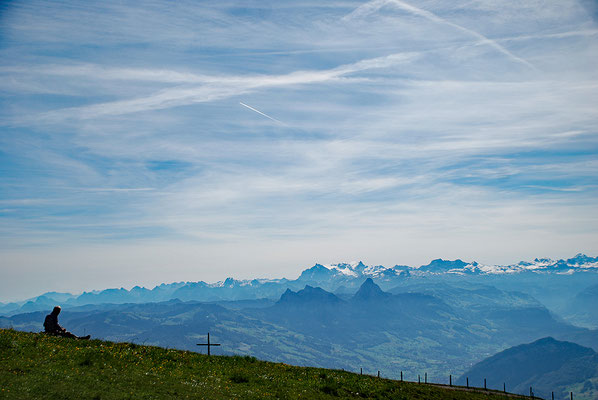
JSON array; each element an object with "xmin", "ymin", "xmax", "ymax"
[
  {"xmin": 3, "ymin": 255, "xmax": 598, "ymax": 399},
  {"xmin": 3, "ymin": 278, "xmax": 596, "ymax": 382},
  {"xmin": 457, "ymin": 337, "xmax": 598, "ymax": 399},
  {"xmin": 2, "ymin": 254, "xmax": 598, "ymax": 324}
]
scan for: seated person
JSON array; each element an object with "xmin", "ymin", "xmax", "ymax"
[{"xmin": 44, "ymin": 306, "xmax": 90, "ymax": 339}]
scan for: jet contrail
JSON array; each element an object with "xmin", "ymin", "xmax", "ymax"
[
  {"xmin": 239, "ymin": 102, "xmax": 284, "ymax": 124},
  {"xmin": 345, "ymin": 0, "xmax": 536, "ymax": 70}
]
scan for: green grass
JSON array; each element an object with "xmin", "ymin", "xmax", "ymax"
[{"xmin": 0, "ymin": 329, "xmax": 528, "ymax": 399}]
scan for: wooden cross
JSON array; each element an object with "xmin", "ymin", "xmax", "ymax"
[{"xmin": 196, "ymin": 332, "xmax": 220, "ymax": 356}]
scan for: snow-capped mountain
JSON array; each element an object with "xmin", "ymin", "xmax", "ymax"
[
  {"xmin": 298, "ymin": 261, "xmax": 410, "ymax": 282},
  {"xmin": 300, "ymin": 254, "xmax": 598, "ymax": 279},
  {"xmin": 1, "ymin": 254, "xmax": 597, "ymax": 316},
  {"xmin": 300, "ymin": 261, "xmax": 386, "ymax": 280},
  {"xmin": 437, "ymin": 253, "xmax": 598, "ymax": 276}
]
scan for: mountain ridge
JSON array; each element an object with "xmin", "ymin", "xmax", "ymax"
[
  {"xmin": 457, "ymin": 337, "xmax": 598, "ymax": 399},
  {"xmin": 3, "ymin": 278, "xmax": 587, "ymax": 380},
  {"xmin": 352, "ymin": 278, "xmax": 391, "ymax": 302},
  {"xmin": 2, "ymin": 253, "xmax": 597, "ymax": 316}
]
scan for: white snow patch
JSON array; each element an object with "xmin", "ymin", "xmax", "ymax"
[
  {"xmin": 363, "ymin": 265, "xmax": 387, "ymax": 276},
  {"xmin": 334, "ymin": 267, "xmax": 359, "ymax": 277},
  {"xmin": 570, "ymin": 261, "xmax": 598, "ymax": 269},
  {"xmin": 325, "ymin": 262, "xmax": 361, "ymax": 277},
  {"xmin": 557, "ymin": 269, "xmax": 576, "ymax": 275}
]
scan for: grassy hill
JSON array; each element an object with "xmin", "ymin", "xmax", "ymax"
[
  {"xmin": 1, "ymin": 329, "xmax": 529, "ymax": 399},
  {"xmin": 457, "ymin": 337, "xmax": 598, "ymax": 399}
]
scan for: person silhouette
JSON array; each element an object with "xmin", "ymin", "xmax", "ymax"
[{"xmin": 43, "ymin": 306, "xmax": 90, "ymax": 339}]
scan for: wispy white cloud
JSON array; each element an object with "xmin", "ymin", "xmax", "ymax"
[
  {"xmin": 522, "ymin": 185, "xmax": 591, "ymax": 192},
  {"xmin": 494, "ymin": 29, "xmax": 598, "ymax": 43},
  {"xmin": 14, "ymin": 51, "xmax": 418, "ymax": 122},
  {"xmin": 1, "ymin": 0, "xmax": 597, "ymax": 299},
  {"xmin": 344, "ymin": 0, "xmax": 537, "ymax": 70},
  {"xmin": 77, "ymin": 188, "xmax": 156, "ymax": 192}
]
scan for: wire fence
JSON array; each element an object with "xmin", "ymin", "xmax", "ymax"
[{"xmin": 356, "ymin": 368, "xmax": 575, "ymax": 400}]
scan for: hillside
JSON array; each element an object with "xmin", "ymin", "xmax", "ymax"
[
  {"xmin": 0, "ymin": 329, "xmax": 528, "ymax": 400},
  {"xmin": 565, "ymin": 283, "xmax": 598, "ymax": 328},
  {"xmin": 457, "ymin": 337, "xmax": 598, "ymax": 400},
  {"xmin": 2, "ymin": 280, "xmax": 585, "ymax": 379}
]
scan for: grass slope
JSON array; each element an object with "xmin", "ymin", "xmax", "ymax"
[{"xmin": 1, "ymin": 329, "xmax": 527, "ymax": 399}]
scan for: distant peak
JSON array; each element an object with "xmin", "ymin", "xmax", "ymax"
[
  {"xmin": 419, "ymin": 259, "xmax": 469, "ymax": 272},
  {"xmin": 277, "ymin": 285, "xmax": 342, "ymax": 306},
  {"xmin": 534, "ymin": 336, "xmax": 557, "ymax": 344},
  {"xmin": 298, "ymin": 264, "xmax": 336, "ymax": 281},
  {"xmin": 352, "ymin": 278, "xmax": 389, "ymax": 301}
]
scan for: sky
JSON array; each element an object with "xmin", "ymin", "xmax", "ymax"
[{"xmin": 1, "ymin": 0, "xmax": 597, "ymax": 302}]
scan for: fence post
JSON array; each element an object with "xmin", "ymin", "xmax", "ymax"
[
  {"xmin": 418, "ymin": 374, "xmax": 421, "ymax": 384},
  {"xmin": 360, "ymin": 368, "xmax": 362, "ymax": 375},
  {"xmin": 425, "ymin": 372, "xmax": 427, "ymax": 384},
  {"xmin": 466, "ymin": 377, "xmax": 469, "ymax": 388},
  {"xmin": 400, "ymin": 371, "xmax": 403, "ymax": 382},
  {"xmin": 484, "ymin": 378, "xmax": 487, "ymax": 390},
  {"xmin": 503, "ymin": 382, "xmax": 506, "ymax": 393},
  {"xmin": 551, "ymin": 392, "xmax": 554, "ymax": 400},
  {"xmin": 571, "ymin": 392, "xmax": 573, "ymax": 400},
  {"xmin": 377, "ymin": 371, "xmax": 380, "ymax": 378},
  {"xmin": 530, "ymin": 387, "xmax": 533, "ymax": 398},
  {"xmin": 449, "ymin": 374, "xmax": 452, "ymax": 386}
]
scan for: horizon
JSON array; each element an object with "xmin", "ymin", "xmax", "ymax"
[
  {"xmin": 2, "ymin": 252, "xmax": 595, "ymax": 303},
  {"xmin": 1, "ymin": 1, "xmax": 597, "ymax": 302}
]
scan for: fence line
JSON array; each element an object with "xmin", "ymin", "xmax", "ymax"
[{"xmin": 355, "ymin": 368, "xmax": 573, "ymax": 399}]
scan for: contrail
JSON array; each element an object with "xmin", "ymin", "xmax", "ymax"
[
  {"xmin": 239, "ymin": 102, "xmax": 284, "ymax": 124},
  {"xmin": 345, "ymin": 0, "xmax": 537, "ymax": 70}
]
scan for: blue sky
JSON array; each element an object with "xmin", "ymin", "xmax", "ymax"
[{"xmin": 1, "ymin": 0, "xmax": 597, "ymax": 301}]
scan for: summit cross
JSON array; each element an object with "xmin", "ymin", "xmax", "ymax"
[{"xmin": 196, "ymin": 332, "xmax": 221, "ymax": 356}]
